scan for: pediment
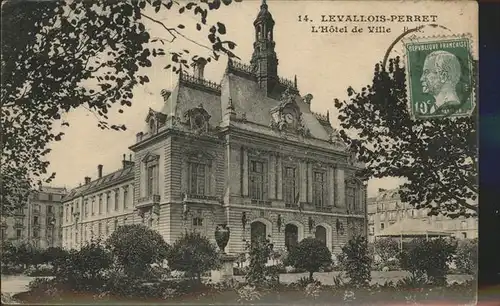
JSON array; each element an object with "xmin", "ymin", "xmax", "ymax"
[
  {"xmin": 142, "ymin": 152, "xmax": 160, "ymax": 163},
  {"xmin": 184, "ymin": 150, "xmax": 214, "ymax": 162}
]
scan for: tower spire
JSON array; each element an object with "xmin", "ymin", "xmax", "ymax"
[{"xmin": 250, "ymin": 0, "xmax": 278, "ymax": 94}]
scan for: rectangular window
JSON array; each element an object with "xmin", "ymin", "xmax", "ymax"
[
  {"xmin": 380, "ymin": 223, "xmax": 385, "ymax": 230},
  {"xmin": 91, "ymin": 197, "xmax": 95, "ymax": 215},
  {"xmin": 33, "ymin": 229, "xmax": 39, "ymax": 238},
  {"xmin": 189, "ymin": 163, "xmax": 206, "ymax": 195},
  {"xmin": 114, "ymin": 219, "xmax": 118, "ymax": 230},
  {"xmin": 15, "ymin": 217, "xmax": 23, "ymax": 226},
  {"xmin": 99, "ymin": 195, "xmax": 103, "ymax": 215},
  {"xmin": 33, "ymin": 216, "xmax": 39, "ymax": 226},
  {"xmin": 47, "ymin": 205, "xmax": 53, "ymax": 214},
  {"xmin": 313, "ymin": 171, "xmax": 326, "ymax": 208},
  {"xmin": 98, "ymin": 223, "xmax": 102, "ymax": 237},
  {"xmin": 106, "ymin": 193, "xmax": 111, "ymax": 213},
  {"xmin": 123, "ymin": 188, "xmax": 128, "ymax": 209},
  {"xmin": 249, "ymin": 160, "xmax": 266, "ymax": 200},
  {"xmin": 192, "ymin": 217, "xmax": 203, "ymax": 226},
  {"xmin": 114, "ymin": 190, "xmax": 119, "ymax": 211},
  {"xmin": 283, "ymin": 166, "xmax": 297, "ymax": 207},
  {"xmin": 147, "ymin": 164, "xmax": 159, "ymax": 196},
  {"xmin": 84, "ymin": 200, "xmax": 88, "ymax": 217},
  {"xmin": 16, "ymin": 229, "xmax": 22, "ymax": 238}
]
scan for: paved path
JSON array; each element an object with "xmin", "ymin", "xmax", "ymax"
[{"xmin": 1, "ymin": 275, "xmax": 47, "ymax": 295}]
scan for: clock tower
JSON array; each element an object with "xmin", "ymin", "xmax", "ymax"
[{"xmin": 250, "ymin": 0, "xmax": 279, "ymax": 95}]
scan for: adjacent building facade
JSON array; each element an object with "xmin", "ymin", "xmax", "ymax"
[
  {"xmin": 367, "ymin": 188, "xmax": 478, "ymax": 242},
  {"xmin": 1, "ymin": 186, "xmax": 67, "ymax": 248},
  {"xmin": 61, "ymin": 1, "xmax": 368, "ymax": 255}
]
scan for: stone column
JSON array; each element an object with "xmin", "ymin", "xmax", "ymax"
[
  {"xmin": 307, "ymin": 162, "xmax": 313, "ymax": 203},
  {"xmin": 335, "ymin": 168, "xmax": 345, "ymax": 208},
  {"xmin": 269, "ymin": 154, "xmax": 276, "ymax": 199},
  {"xmin": 276, "ymin": 155, "xmax": 283, "ymax": 200},
  {"xmin": 242, "ymin": 148, "xmax": 249, "ymax": 197},
  {"xmin": 299, "ymin": 161, "xmax": 307, "ymax": 202},
  {"xmin": 328, "ymin": 166, "xmax": 335, "ymax": 207}
]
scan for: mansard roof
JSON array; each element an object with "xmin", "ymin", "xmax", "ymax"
[
  {"xmin": 62, "ymin": 166, "xmax": 134, "ymax": 202},
  {"xmin": 160, "ymin": 71, "xmax": 222, "ymax": 129},
  {"xmin": 153, "ymin": 63, "xmax": 340, "ymax": 148}
]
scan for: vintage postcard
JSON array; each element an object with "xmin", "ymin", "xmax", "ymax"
[{"xmin": 1, "ymin": 0, "xmax": 478, "ymax": 305}]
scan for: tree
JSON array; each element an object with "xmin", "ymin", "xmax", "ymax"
[
  {"xmin": 43, "ymin": 247, "xmax": 69, "ymax": 273},
  {"xmin": 56, "ymin": 239, "xmax": 112, "ymax": 291},
  {"xmin": 167, "ymin": 231, "xmax": 220, "ymax": 283},
  {"xmin": 372, "ymin": 238, "xmax": 400, "ymax": 263},
  {"xmin": 244, "ymin": 237, "xmax": 277, "ymax": 287},
  {"xmin": 287, "ymin": 237, "xmax": 332, "ymax": 282},
  {"xmin": 105, "ymin": 224, "xmax": 170, "ymax": 279},
  {"xmin": 454, "ymin": 238, "xmax": 478, "ymax": 275},
  {"xmin": 1, "ymin": 0, "xmax": 240, "ymax": 215},
  {"xmin": 338, "ymin": 235, "xmax": 372, "ymax": 288},
  {"xmin": 398, "ymin": 238, "xmax": 457, "ymax": 286},
  {"xmin": 334, "ymin": 57, "xmax": 477, "ymax": 218}
]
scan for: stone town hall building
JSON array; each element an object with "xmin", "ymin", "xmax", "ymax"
[{"xmin": 61, "ymin": 1, "xmax": 367, "ymax": 255}]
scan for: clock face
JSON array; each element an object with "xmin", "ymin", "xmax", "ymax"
[{"xmin": 284, "ymin": 113, "xmax": 295, "ymax": 123}]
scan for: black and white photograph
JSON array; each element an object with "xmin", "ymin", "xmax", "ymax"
[{"xmin": 1, "ymin": 0, "xmax": 478, "ymax": 304}]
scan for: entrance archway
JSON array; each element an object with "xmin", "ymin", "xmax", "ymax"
[
  {"xmin": 315, "ymin": 225, "xmax": 327, "ymax": 246},
  {"xmin": 251, "ymin": 221, "xmax": 267, "ymax": 245},
  {"xmin": 316, "ymin": 223, "xmax": 333, "ymax": 252},
  {"xmin": 285, "ymin": 224, "xmax": 299, "ymax": 251}
]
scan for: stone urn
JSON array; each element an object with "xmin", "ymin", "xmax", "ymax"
[{"xmin": 215, "ymin": 224, "xmax": 230, "ymax": 254}]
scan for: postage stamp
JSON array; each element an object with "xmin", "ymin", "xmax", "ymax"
[{"xmin": 403, "ymin": 35, "xmax": 476, "ymax": 120}]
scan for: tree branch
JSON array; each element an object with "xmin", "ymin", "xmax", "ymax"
[{"xmin": 140, "ymin": 12, "xmax": 217, "ymax": 59}]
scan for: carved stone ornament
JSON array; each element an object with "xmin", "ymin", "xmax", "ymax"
[
  {"xmin": 329, "ymin": 129, "xmax": 345, "ymax": 146},
  {"xmin": 214, "ymin": 224, "xmax": 230, "ymax": 254},
  {"xmin": 183, "ymin": 104, "xmax": 211, "ymax": 134},
  {"xmin": 269, "ymin": 87, "xmax": 310, "ymax": 137}
]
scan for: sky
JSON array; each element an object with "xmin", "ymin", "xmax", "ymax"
[{"xmin": 45, "ymin": 0, "xmax": 478, "ymax": 197}]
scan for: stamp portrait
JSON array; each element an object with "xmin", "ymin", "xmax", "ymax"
[{"xmin": 403, "ymin": 35, "xmax": 475, "ymax": 120}]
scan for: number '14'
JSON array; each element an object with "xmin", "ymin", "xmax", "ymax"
[{"xmin": 298, "ymin": 15, "xmax": 309, "ymax": 22}]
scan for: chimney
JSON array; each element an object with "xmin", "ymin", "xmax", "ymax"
[
  {"xmin": 84, "ymin": 177, "xmax": 91, "ymax": 185},
  {"xmin": 122, "ymin": 154, "xmax": 134, "ymax": 168},
  {"xmin": 98, "ymin": 164, "xmax": 103, "ymax": 178},
  {"xmin": 191, "ymin": 57, "xmax": 208, "ymax": 79}
]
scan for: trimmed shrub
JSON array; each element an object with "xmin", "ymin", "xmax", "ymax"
[
  {"xmin": 167, "ymin": 231, "xmax": 220, "ymax": 283},
  {"xmin": 105, "ymin": 224, "xmax": 170, "ymax": 279},
  {"xmin": 287, "ymin": 237, "xmax": 332, "ymax": 282}
]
